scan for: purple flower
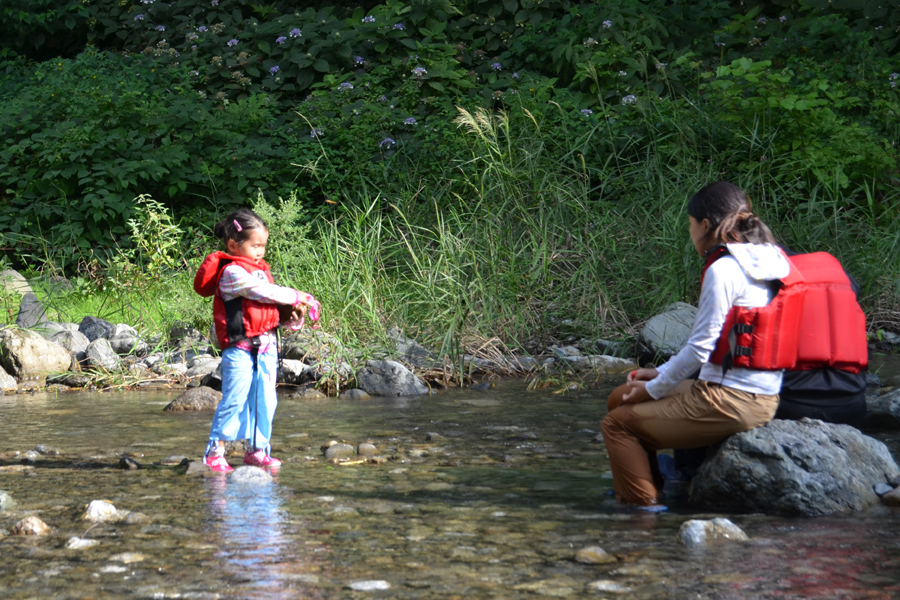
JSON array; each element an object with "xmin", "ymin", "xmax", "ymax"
[
  {"xmin": 362, "ymin": 15, "xmax": 375, "ymax": 23},
  {"xmin": 339, "ymin": 82, "xmax": 353, "ymax": 91},
  {"xmin": 892, "ymin": 82, "xmax": 897, "ymax": 88},
  {"xmin": 890, "ymin": 73, "xmax": 899, "ymax": 81},
  {"xmin": 227, "ymin": 39, "xmax": 238, "ymax": 47},
  {"xmin": 757, "ymin": 16, "xmax": 767, "ymax": 24},
  {"xmin": 779, "ymin": 15, "xmax": 787, "ymax": 23},
  {"xmin": 581, "ymin": 109, "xmax": 593, "ymax": 116},
  {"xmin": 355, "ymin": 56, "xmax": 365, "ymax": 65},
  {"xmin": 619, "ymin": 70, "xmax": 628, "ymax": 76},
  {"xmin": 211, "ymin": 0, "xmax": 218, "ymax": 5},
  {"xmin": 198, "ymin": 25, "xmax": 208, "ymax": 32},
  {"xmin": 377, "ymin": 95, "xmax": 387, "ymax": 102},
  {"xmin": 380, "ymin": 137, "xmax": 395, "ymax": 148},
  {"xmin": 512, "ymin": 72, "xmax": 518, "ymax": 79},
  {"xmin": 411, "ymin": 66, "xmax": 427, "ymax": 77},
  {"xmin": 404, "ymin": 117, "xmax": 417, "ymax": 125},
  {"xmin": 621, "ymin": 94, "xmax": 637, "ymax": 105},
  {"xmin": 393, "ymin": 23, "xmax": 405, "ymax": 30},
  {"xmin": 289, "ymin": 28, "xmax": 301, "ymax": 38},
  {"xmin": 602, "ymin": 20, "xmax": 612, "ymax": 28},
  {"xmin": 156, "ymin": 25, "xmax": 166, "ymax": 32},
  {"xmin": 492, "ymin": 62, "xmax": 502, "ymax": 70},
  {"xmin": 310, "ymin": 128, "xmax": 323, "ymax": 138},
  {"xmin": 134, "ymin": 14, "xmax": 144, "ymax": 21},
  {"xmin": 276, "ymin": 36, "xmax": 287, "ymax": 44},
  {"xmin": 269, "ymin": 65, "xmax": 280, "ymax": 75}
]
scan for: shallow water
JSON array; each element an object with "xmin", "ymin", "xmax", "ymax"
[{"xmin": 1, "ymin": 381, "xmax": 899, "ymax": 599}]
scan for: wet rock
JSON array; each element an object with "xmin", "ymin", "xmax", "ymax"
[
  {"xmin": 575, "ymin": 546, "xmax": 617, "ymax": 564},
  {"xmin": 110, "ymin": 552, "xmax": 146, "ymax": 563},
  {"xmin": 586, "ymin": 580, "xmax": 632, "ymax": 594},
  {"xmin": 0, "ymin": 269, "xmax": 32, "ymax": 294},
  {"xmin": 874, "ymin": 482, "xmax": 894, "ymax": 496},
  {"xmin": 690, "ymin": 418, "xmax": 900, "ymax": 516},
  {"xmin": 230, "ymin": 466, "xmax": 272, "ymax": 484},
  {"xmin": 278, "ymin": 359, "xmax": 307, "ymax": 384},
  {"xmin": 34, "ymin": 445, "xmax": 59, "ymax": 456},
  {"xmin": 0, "ymin": 328, "xmax": 72, "ymax": 379},
  {"xmin": 83, "ymin": 500, "xmax": 118, "ymax": 522},
  {"xmin": 16, "ymin": 292, "xmax": 47, "ymax": 329},
  {"xmin": 50, "ymin": 329, "xmax": 90, "ymax": 363},
  {"xmin": 65, "ymin": 537, "xmax": 99, "ymax": 550},
  {"xmin": 347, "ymin": 580, "xmax": 390, "ymax": 591},
  {"xmin": 162, "ymin": 455, "xmax": 190, "ymax": 466},
  {"xmin": 55, "ymin": 373, "xmax": 92, "ymax": 388},
  {"xmin": 425, "ymin": 432, "xmax": 443, "ymax": 441},
  {"xmin": 11, "ymin": 516, "xmax": 50, "ymax": 536},
  {"xmin": 78, "ymin": 316, "xmax": 115, "ymax": 342},
  {"xmin": 292, "ymin": 387, "xmax": 327, "ymax": 400},
  {"xmin": 678, "ymin": 518, "xmax": 748, "ymax": 546},
  {"xmin": 640, "ymin": 302, "xmax": 697, "ymax": 359},
  {"xmin": 85, "ymin": 338, "xmax": 121, "ymax": 371},
  {"xmin": 0, "ymin": 366, "xmax": 16, "ymax": 391},
  {"xmin": 356, "ymin": 359, "xmax": 429, "ymax": 396},
  {"xmin": 470, "ymin": 381, "xmax": 492, "ymax": 391},
  {"xmin": 509, "ymin": 355, "xmax": 539, "ymax": 371},
  {"xmin": 0, "ymin": 491, "xmax": 16, "ymax": 509},
  {"xmin": 118, "ymin": 457, "xmax": 141, "ymax": 470},
  {"xmin": 109, "ymin": 324, "xmax": 149, "ymax": 356},
  {"xmin": 324, "ymin": 443, "xmax": 356, "ymax": 460},
  {"xmin": 589, "ymin": 338, "xmax": 635, "ymax": 358},
  {"xmin": 387, "ymin": 326, "xmax": 436, "ymax": 367},
  {"xmin": 163, "ymin": 386, "xmax": 222, "ymax": 412},
  {"xmin": 339, "ymin": 388, "xmax": 370, "ymax": 401},
  {"xmin": 358, "ymin": 442, "xmax": 378, "ymax": 457},
  {"xmin": 184, "ymin": 460, "xmax": 212, "ymax": 477},
  {"xmin": 861, "ymin": 389, "xmax": 900, "ymax": 430}
]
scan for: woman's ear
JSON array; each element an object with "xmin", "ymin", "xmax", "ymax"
[{"xmin": 701, "ymin": 218, "xmax": 711, "ymax": 235}]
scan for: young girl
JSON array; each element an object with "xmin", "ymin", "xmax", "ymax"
[
  {"xmin": 602, "ymin": 181, "xmax": 788, "ymax": 510},
  {"xmin": 193, "ymin": 208, "xmax": 319, "ymax": 473}
]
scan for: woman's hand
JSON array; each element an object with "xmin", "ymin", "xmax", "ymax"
[{"xmin": 621, "ymin": 380, "xmax": 653, "ymax": 404}]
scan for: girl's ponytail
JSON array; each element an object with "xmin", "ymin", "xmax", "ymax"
[{"xmin": 688, "ymin": 181, "xmax": 775, "ymax": 246}]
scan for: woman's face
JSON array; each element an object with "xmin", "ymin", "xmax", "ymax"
[{"xmin": 689, "ymin": 215, "xmax": 712, "ymax": 256}]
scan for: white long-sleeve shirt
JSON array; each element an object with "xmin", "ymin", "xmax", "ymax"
[{"xmin": 646, "ymin": 244, "xmax": 790, "ymax": 399}]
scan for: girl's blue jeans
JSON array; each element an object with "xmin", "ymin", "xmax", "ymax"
[{"xmin": 206, "ymin": 344, "xmax": 278, "ymax": 455}]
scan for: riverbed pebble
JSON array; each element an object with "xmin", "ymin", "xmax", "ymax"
[
  {"xmin": 347, "ymin": 580, "xmax": 390, "ymax": 591},
  {"xmin": 586, "ymin": 580, "xmax": 632, "ymax": 593},
  {"xmin": 110, "ymin": 552, "xmax": 146, "ymax": 563},
  {"xmin": 229, "ymin": 466, "xmax": 272, "ymax": 484},
  {"xmin": 678, "ymin": 518, "xmax": 748, "ymax": 546},
  {"xmin": 358, "ymin": 442, "xmax": 378, "ymax": 457},
  {"xmin": 163, "ymin": 386, "xmax": 222, "ymax": 412},
  {"xmin": 324, "ymin": 442, "xmax": 355, "ymax": 460},
  {"xmin": 574, "ymin": 545, "xmax": 617, "ymax": 564},
  {"xmin": 83, "ymin": 500, "xmax": 118, "ymax": 522},
  {"xmin": 11, "ymin": 515, "xmax": 50, "ymax": 536},
  {"xmin": 340, "ymin": 388, "xmax": 371, "ymax": 400},
  {"xmin": 34, "ymin": 444, "xmax": 60, "ymax": 455},
  {"xmin": 0, "ymin": 490, "xmax": 16, "ymax": 509},
  {"xmin": 66, "ymin": 537, "xmax": 99, "ymax": 550}
]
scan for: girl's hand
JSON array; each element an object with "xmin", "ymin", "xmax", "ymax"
[
  {"xmin": 284, "ymin": 293, "xmax": 321, "ymax": 330},
  {"xmin": 627, "ymin": 367, "xmax": 659, "ymax": 383},
  {"xmin": 621, "ymin": 380, "xmax": 653, "ymax": 404}
]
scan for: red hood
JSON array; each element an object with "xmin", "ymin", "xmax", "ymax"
[{"xmin": 193, "ymin": 251, "xmax": 271, "ymax": 297}]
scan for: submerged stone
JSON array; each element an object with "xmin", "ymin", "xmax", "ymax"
[
  {"xmin": 347, "ymin": 580, "xmax": 390, "ymax": 591},
  {"xmin": 163, "ymin": 386, "xmax": 222, "ymax": 412},
  {"xmin": 11, "ymin": 515, "xmax": 50, "ymax": 536},
  {"xmin": 66, "ymin": 537, "xmax": 99, "ymax": 550},
  {"xmin": 83, "ymin": 500, "xmax": 118, "ymax": 522},
  {"xmin": 229, "ymin": 466, "xmax": 272, "ymax": 484},
  {"xmin": 575, "ymin": 545, "xmax": 617, "ymax": 564},
  {"xmin": 678, "ymin": 518, "xmax": 748, "ymax": 546}
]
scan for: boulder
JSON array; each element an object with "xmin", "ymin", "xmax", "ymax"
[
  {"xmin": 860, "ymin": 390, "xmax": 900, "ymax": 430},
  {"xmin": 163, "ymin": 386, "xmax": 222, "ymax": 412},
  {"xmin": 0, "ymin": 269, "xmax": 32, "ymax": 295},
  {"xmin": 561, "ymin": 354, "xmax": 637, "ymax": 374},
  {"xmin": 50, "ymin": 329, "xmax": 90, "ymax": 363},
  {"xmin": 78, "ymin": 316, "xmax": 115, "ymax": 342},
  {"xmin": 0, "ymin": 366, "xmax": 16, "ymax": 390},
  {"xmin": 0, "ymin": 328, "xmax": 72, "ymax": 379},
  {"xmin": 640, "ymin": 302, "xmax": 697, "ymax": 358},
  {"xmin": 109, "ymin": 324, "xmax": 149, "ymax": 356},
  {"xmin": 689, "ymin": 418, "xmax": 900, "ymax": 516},
  {"xmin": 387, "ymin": 326, "xmax": 436, "ymax": 367},
  {"xmin": 356, "ymin": 359, "xmax": 429, "ymax": 396},
  {"xmin": 84, "ymin": 338, "xmax": 121, "ymax": 371},
  {"xmin": 15, "ymin": 292, "xmax": 47, "ymax": 329},
  {"xmin": 677, "ymin": 518, "xmax": 748, "ymax": 546}
]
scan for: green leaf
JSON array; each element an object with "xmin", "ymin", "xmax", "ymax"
[
  {"xmin": 502, "ymin": 0, "xmax": 518, "ymax": 12},
  {"xmin": 428, "ymin": 81, "xmax": 445, "ymax": 91},
  {"xmin": 313, "ymin": 59, "xmax": 329, "ymax": 72},
  {"xmin": 401, "ymin": 38, "xmax": 418, "ymax": 49},
  {"xmin": 258, "ymin": 41, "xmax": 271, "ymax": 54}
]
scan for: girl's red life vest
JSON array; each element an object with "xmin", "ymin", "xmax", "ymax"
[
  {"xmin": 704, "ymin": 247, "xmax": 868, "ymax": 374},
  {"xmin": 193, "ymin": 251, "xmax": 281, "ymax": 349}
]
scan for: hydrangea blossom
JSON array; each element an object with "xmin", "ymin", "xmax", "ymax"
[
  {"xmin": 310, "ymin": 128, "xmax": 323, "ymax": 138},
  {"xmin": 289, "ymin": 28, "xmax": 301, "ymax": 38},
  {"xmin": 411, "ymin": 66, "xmax": 427, "ymax": 76},
  {"xmin": 134, "ymin": 14, "xmax": 144, "ymax": 21},
  {"xmin": 779, "ymin": 15, "xmax": 787, "ymax": 23},
  {"xmin": 619, "ymin": 70, "xmax": 627, "ymax": 76},
  {"xmin": 581, "ymin": 109, "xmax": 593, "ymax": 116},
  {"xmin": 276, "ymin": 36, "xmax": 286, "ymax": 44},
  {"xmin": 512, "ymin": 72, "xmax": 519, "ymax": 79},
  {"xmin": 377, "ymin": 95, "xmax": 387, "ymax": 102},
  {"xmin": 362, "ymin": 15, "xmax": 375, "ymax": 23},
  {"xmin": 602, "ymin": 20, "xmax": 612, "ymax": 28},
  {"xmin": 227, "ymin": 39, "xmax": 238, "ymax": 47},
  {"xmin": 621, "ymin": 94, "xmax": 637, "ymax": 105},
  {"xmin": 339, "ymin": 82, "xmax": 353, "ymax": 91},
  {"xmin": 380, "ymin": 137, "xmax": 395, "ymax": 148},
  {"xmin": 757, "ymin": 16, "xmax": 767, "ymax": 24},
  {"xmin": 393, "ymin": 23, "xmax": 405, "ymax": 30},
  {"xmin": 890, "ymin": 73, "xmax": 899, "ymax": 81},
  {"xmin": 355, "ymin": 56, "xmax": 365, "ymax": 65},
  {"xmin": 198, "ymin": 25, "xmax": 208, "ymax": 32},
  {"xmin": 656, "ymin": 62, "xmax": 667, "ymax": 70},
  {"xmin": 404, "ymin": 117, "xmax": 417, "ymax": 125},
  {"xmin": 269, "ymin": 66, "xmax": 280, "ymax": 75},
  {"xmin": 211, "ymin": 0, "xmax": 218, "ymax": 5},
  {"xmin": 156, "ymin": 25, "xmax": 166, "ymax": 32},
  {"xmin": 492, "ymin": 62, "xmax": 502, "ymax": 70},
  {"xmin": 584, "ymin": 37, "xmax": 598, "ymax": 47}
]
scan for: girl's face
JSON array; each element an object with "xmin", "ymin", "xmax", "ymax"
[
  {"xmin": 689, "ymin": 215, "xmax": 712, "ymax": 256},
  {"xmin": 226, "ymin": 227, "xmax": 269, "ymax": 263}
]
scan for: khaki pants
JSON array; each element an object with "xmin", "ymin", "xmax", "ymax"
[{"xmin": 601, "ymin": 380, "xmax": 778, "ymax": 506}]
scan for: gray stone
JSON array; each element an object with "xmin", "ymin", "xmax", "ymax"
[
  {"xmin": 118, "ymin": 457, "xmax": 141, "ymax": 470},
  {"xmin": 677, "ymin": 518, "xmax": 748, "ymax": 546},
  {"xmin": 282, "ymin": 329, "xmax": 340, "ymax": 361},
  {"xmin": 590, "ymin": 338, "xmax": 635, "ymax": 358},
  {"xmin": 690, "ymin": 418, "xmax": 900, "ymax": 516},
  {"xmin": 65, "ymin": 537, "xmax": 99, "ymax": 550},
  {"xmin": 185, "ymin": 358, "xmax": 221, "ymax": 379},
  {"xmin": 0, "ymin": 366, "xmax": 16, "ymax": 390},
  {"xmin": 0, "ymin": 269, "xmax": 32, "ymax": 295},
  {"xmin": 84, "ymin": 338, "xmax": 122, "ymax": 371},
  {"xmin": 278, "ymin": 358, "xmax": 308, "ymax": 384},
  {"xmin": 169, "ymin": 321, "xmax": 206, "ymax": 348},
  {"xmin": 874, "ymin": 482, "xmax": 894, "ymax": 496},
  {"xmin": 229, "ymin": 466, "xmax": 272, "ymax": 484},
  {"xmin": 339, "ymin": 388, "xmax": 371, "ymax": 401},
  {"xmin": 16, "ymin": 292, "xmax": 47, "ymax": 329},
  {"xmin": 640, "ymin": 302, "xmax": 698, "ymax": 358},
  {"xmin": 552, "ymin": 345, "xmax": 582, "ymax": 358},
  {"xmin": 861, "ymin": 389, "xmax": 900, "ymax": 430},
  {"xmin": 509, "ymin": 355, "xmax": 539, "ymax": 371},
  {"xmin": 109, "ymin": 324, "xmax": 149, "ymax": 356},
  {"xmin": 184, "ymin": 460, "xmax": 212, "ymax": 477},
  {"xmin": 34, "ymin": 444, "xmax": 59, "ymax": 455},
  {"xmin": 387, "ymin": 326, "xmax": 436, "ymax": 367},
  {"xmin": 0, "ymin": 491, "xmax": 16, "ymax": 509},
  {"xmin": 292, "ymin": 387, "xmax": 327, "ymax": 400},
  {"xmin": 83, "ymin": 500, "xmax": 118, "ymax": 522},
  {"xmin": 356, "ymin": 359, "xmax": 429, "ymax": 396},
  {"xmin": 0, "ymin": 328, "xmax": 72, "ymax": 379},
  {"xmin": 163, "ymin": 386, "xmax": 222, "ymax": 412},
  {"xmin": 34, "ymin": 321, "xmax": 76, "ymax": 339},
  {"xmin": 575, "ymin": 546, "xmax": 617, "ymax": 564},
  {"xmin": 324, "ymin": 443, "xmax": 356, "ymax": 460},
  {"xmin": 152, "ymin": 362, "xmax": 186, "ymax": 376},
  {"xmin": 79, "ymin": 316, "xmax": 115, "ymax": 342},
  {"xmin": 347, "ymin": 580, "xmax": 390, "ymax": 592},
  {"xmin": 55, "ymin": 373, "xmax": 92, "ymax": 388},
  {"xmin": 358, "ymin": 442, "xmax": 378, "ymax": 457},
  {"xmin": 11, "ymin": 516, "xmax": 50, "ymax": 536},
  {"xmin": 50, "ymin": 329, "xmax": 90, "ymax": 363},
  {"xmin": 306, "ymin": 361, "xmax": 353, "ymax": 382},
  {"xmin": 563, "ymin": 355, "xmax": 637, "ymax": 374}
]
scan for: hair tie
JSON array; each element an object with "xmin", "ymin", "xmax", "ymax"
[{"xmin": 233, "ymin": 220, "xmax": 242, "ymax": 232}]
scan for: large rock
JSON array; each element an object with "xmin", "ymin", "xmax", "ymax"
[
  {"xmin": 109, "ymin": 323, "xmax": 149, "ymax": 356},
  {"xmin": 689, "ymin": 418, "xmax": 900, "ymax": 516},
  {"xmin": 356, "ymin": 359, "xmax": 429, "ymax": 396},
  {"xmin": 860, "ymin": 390, "xmax": 900, "ymax": 430},
  {"xmin": 15, "ymin": 292, "xmax": 47, "ymax": 329},
  {"xmin": 640, "ymin": 302, "xmax": 697, "ymax": 358},
  {"xmin": 84, "ymin": 338, "xmax": 122, "ymax": 371},
  {"xmin": 79, "ymin": 316, "xmax": 115, "ymax": 342},
  {"xmin": 0, "ymin": 366, "xmax": 16, "ymax": 390},
  {"xmin": 560, "ymin": 354, "xmax": 637, "ymax": 374},
  {"xmin": 387, "ymin": 326, "xmax": 436, "ymax": 367},
  {"xmin": 0, "ymin": 328, "xmax": 72, "ymax": 379},
  {"xmin": 163, "ymin": 386, "xmax": 222, "ymax": 412},
  {"xmin": 50, "ymin": 329, "xmax": 90, "ymax": 363},
  {"xmin": 0, "ymin": 269, "xmax": 32, "ymax": 295}
]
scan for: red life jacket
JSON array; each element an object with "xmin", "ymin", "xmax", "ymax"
[
  {"xmin": 706, "ymin": 247, "xmax": 868, "ymax": 374},
  {"xmin": 193, "ymin": 251, "xmax": 281, "ymax": 349}
]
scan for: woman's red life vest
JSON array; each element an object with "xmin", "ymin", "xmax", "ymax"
[
  {"xmin": 193, "ymin": 251, "xmax": 281, "ymax": 349},
  {"xmin": 706, "ymin": 247, "xmax": 868, "ymax": 374}
]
